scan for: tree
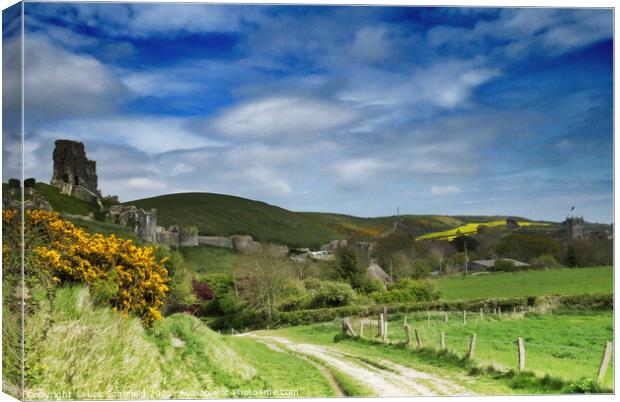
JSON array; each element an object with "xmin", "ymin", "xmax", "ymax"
[
  {"xmin": 451, "ymin": 235, "xmax": 479, "ymax": 253},
  {"xmin": 335, "ymin": 245, "xmax": 366, "ymax": 288},
  {"xmin": 495, "ymin": 233, "xmax": 562, "ymax": 263}
]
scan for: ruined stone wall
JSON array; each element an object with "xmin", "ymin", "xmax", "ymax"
[{"xmin": 198, "ymin": 236, "xmax": 234, "ymax": 248}]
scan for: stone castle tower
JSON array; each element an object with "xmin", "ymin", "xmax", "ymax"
[
  {"xmin": 51, "ymin": 139, "xmax": 101, "ymax": 202},
  {"xmin": 564, "ymin": 215, "xmax": 585, "ymax": 241}
]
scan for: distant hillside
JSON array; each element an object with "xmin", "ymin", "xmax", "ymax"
[
  {"xmin": 127, "ymin": 192, "xmax": 551, "ymax": 247},
  {"xmin": 127, "ymin": 193, "xmax": 343, "ymax": 248}
]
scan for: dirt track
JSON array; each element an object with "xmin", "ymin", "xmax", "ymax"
[{"xmin": 243, "ymin": 334, "xmax": 475, "ymax": 397}]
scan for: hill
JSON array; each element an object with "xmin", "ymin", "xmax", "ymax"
[
  {"xmin": 128, "ymin": 192, "xmax": 343, "ymax": 248},
  {"xmin": 128, "ymin": 192, "xmax": 556, "ymax": 247}
]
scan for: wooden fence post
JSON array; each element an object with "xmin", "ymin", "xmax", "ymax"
[
  {"xmin": 414, "ymin": 328, "xmax": 422, "ymax": 349},
  {"xmin": 513, "ymin": 306, "xmax": 517, "ymax": 315},
  {"xmin": 444, "ymin": 312, "xmax": 449, "ymax": 323},
  {"xmin": 404, "ymin": 315, "xmax": 408, "ymax": 326},
  {"xmin": 342, "ymin": 318, "xmax": 357, "ymax": 337},
  {"xmin": 403, "ymin": 324, "xmax": 411, "ymax": 345},
  {"xmin": 498, "ymin": 307, "xmax": 502, "ymax": 318},
  {"xmin": 440, "ymin": 332, "xmax": 445, "ymax": 350},
  {"xmin": 597, "ymin": 341, "xmax": 613, "ymax": 383},
  {"xmin": 377, "ymin": 313, "xmax": 384, "ymax": 337},
  {"xmin": 467, "ymin": 333, "xmax": 477, "ymax": 360},
  {"xmin": 383, "ymin": 320, "xmax": 388, "ymax": 343},
  {"xmin": 360, "ymin": 320, "xmax": 364, "ymax": 338},
  {"xmin": 517, "ymin": 337, "xmax": 525, "ymax": 372},
  {"xmin": 463, "ymin": 310, "xmax": 467, "ymax": 325},
  {"xmin": 479, "ymin": 308, "xmax": 483, "ymax": 320},
  {"xmin": 383, "ymin": 306, "xmax": 388, "ymax": 323}
]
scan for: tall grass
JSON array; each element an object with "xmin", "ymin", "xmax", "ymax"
[
  {"xmin": 26, "ymin": 286, "xmax": 166, "ymax": 400},
  {"xmin": 24, "ymin": 286, "xmax": 263, "ymax": 400}
]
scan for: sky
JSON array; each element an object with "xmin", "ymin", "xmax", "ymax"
[{"xmin": 2, "ymin": 3, "xmax": 614, "ymax": 223}]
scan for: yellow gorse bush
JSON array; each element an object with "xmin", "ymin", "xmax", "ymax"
[{"xmin": 4, "ymin": 209, "xmax": 169, "ymax": 326}]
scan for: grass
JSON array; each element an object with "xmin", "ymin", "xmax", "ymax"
[
  {"xmin": 435, "ymin": 266, "xmax": 613, "ymax": 301},
  {"xmin": 353, "ymin": 311, "xmax": 614, "ymax": 390},
  {"xmin": 228, "ymin": 337, "xmax": 337, "ymax": 397},
  {"xmin": 23, "ymin": 286, "xmax": 261, "ymax": 399},
  {"xmin": 180, "ymin": 244, "xmax": 241, "ymax": 275},
  {"xmin": 263, "ymin": 310, "xmax": 614, "ymax": 394},
  {"xmin": 34, "ymin": 183, "xmax": 102, "ymax": 217},
  {"xmin": 128, "ymin": 192, "xmax": 342, "ymax": 248},
  {"xmin": 261, "ymin": 323, "xmax": 516, "ymax": 395}
]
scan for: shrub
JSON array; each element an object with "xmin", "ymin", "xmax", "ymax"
[
  {"xmin": 490, "ymin": 259, "xmax": 517, "ymax": 272},
  {"xmin": 309, "ymin": 281, "xmax": 355, "ymax": 308},
  {"xmin": 534, "ymin": 254, "xmax": 563, "ymax": 269},
  {"xmin": 203, "ymin": 273, "xmax": 235, "ymax": 298},
  {"xmin": 192, "ymin": 279, "xmax": 214, "ymax": 301},
  {"xmin": 358, "ymin": 278, "xmax": 385, "ymax": 294},
  {"xmin": 6, "ymin": 209, "xmax": 170, "ymax": 326},
  {"xmin": 371, "ymin": 279, "xmax": 440, "ymax": 304}
]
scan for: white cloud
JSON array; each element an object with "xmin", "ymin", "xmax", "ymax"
[
  {"xmin": 431, "ymin": 185, "xmax": 461, "ymax": 195},
  {"xmin": 23, "ymin": 35, "xmax": 127, "ymax": 121},
  {"xmin": 126, "ymin": 177, "xmax": 167, "ymax": 190},
  {"xmin": 39, "ymin": 116, "xmax": 224, "ymax": 154},
  {"xmin": 349, "ymin": 26, "xmax": 392, "ymax": 62},
  {"xmin": 333, "ymin": 158, "xmax": 390, "ymax": 187},
  {"xmin": 213, "ymin": 96, "xmax": 358, "ymax": 139}
]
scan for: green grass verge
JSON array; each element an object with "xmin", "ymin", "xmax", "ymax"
[{"xmin": 436, "ymin": 267, "xmax": 613, "ymax": 301}]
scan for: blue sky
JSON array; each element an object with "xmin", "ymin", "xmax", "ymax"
[{"xmin": 4, "ymin": 4, "xmax": 613, "ymax": 222}]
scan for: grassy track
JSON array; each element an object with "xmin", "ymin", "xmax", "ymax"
[
  {"xmin": 436, "ymin": 267, "xmax": 612, "ymax": 301},
  {"xmin": 227, "ymin": 336, "xmax": 337, "ymax": 397}
]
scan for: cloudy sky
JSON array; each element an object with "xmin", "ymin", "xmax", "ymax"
[{"xmin": 3, "ymin": 4, "xmax": 613, "ymax": 222}]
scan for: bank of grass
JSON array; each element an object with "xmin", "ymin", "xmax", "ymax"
[
  {"xmin": 227, "ymin": 336, "xmax": 337, "ymax": 397},
  {"xmin": 436, "ymin": 267, "xmax": 612, "ymax": 301},
  {"xmin": 180, "ymin": 244, "xmax": 241, "ymax": 275},
  {"xmin": 24, "ymin": 286, "xmax": 272, "ymax": 399}
]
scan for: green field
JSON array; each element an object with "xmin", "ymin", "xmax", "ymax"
[
  {"xmin": 352, "ymin": 311, "xmax": 614, "ymax": 390},
  {"xmin": 436, "ymin": 267, "xmax": 613, "ymax": 301}
]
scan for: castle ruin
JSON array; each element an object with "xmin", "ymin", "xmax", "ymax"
[{"xmin": 51, "ymin": 139, "xmax": 101, "ymax": 203}]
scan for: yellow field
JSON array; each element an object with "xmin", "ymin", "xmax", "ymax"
[{"xmin": 416, "ymin": 220, "xmax": 548, "ymax": 241}]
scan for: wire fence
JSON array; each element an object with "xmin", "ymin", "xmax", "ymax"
[{"xmin": 344, "ymin": 310, "xmax": 613, "ymax": 384}]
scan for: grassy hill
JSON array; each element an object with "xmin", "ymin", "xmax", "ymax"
[
  {"xmin": 129, "ymin": 192, "xmax": 554, "ymax": 247},
  {"xmin": 128, "ymin": 192, "xmax": 343, "ymax": 248}
]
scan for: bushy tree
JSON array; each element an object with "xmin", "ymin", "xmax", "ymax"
[
  {"xmin": 335, "ymin": 245, "xmax": 366, "ymax": 288},
  {"xmin": 495, "ymin": 233, "xmax": 562, "ymax": 263},
  {"xmin": 452, "ymin": 235, "xmax": 479, "ymax": 253}
]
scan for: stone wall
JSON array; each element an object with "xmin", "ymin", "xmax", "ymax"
[{"xmin": 198, "ymin": 236, "xmax": 234, "ymax": 248}]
